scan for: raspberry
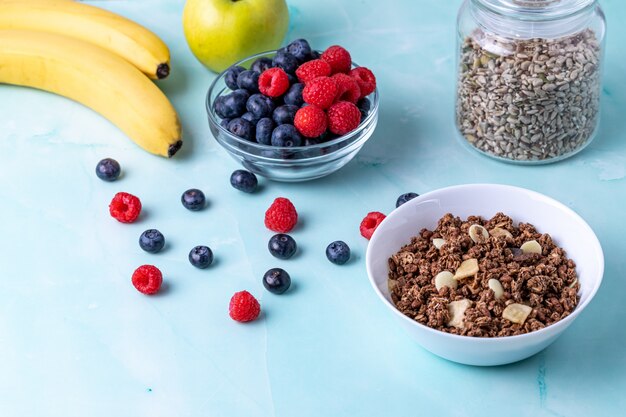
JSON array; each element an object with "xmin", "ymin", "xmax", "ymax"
[
  {"xmin": 294, "ymin": 105, "xmax": 327, "ymax": 138},
  {"xmin": 264, "ymin": 197, "xmax": 298, "ymax": 233},
  {"xmin": 327, "ymin": 101, "xmax": 361, "ymax": 135},
  {"xmin": 331, "ymin": 73, "xmax": 361, "ymax": 103},
  {"xmin": 109, "ymin": 192, "xmax": 142, "ymax": 223},
  {"xmin": 350, "ymin": 67, "xmax": 377, "ymax": 98},
  {"xmin": 132, "ymin": 265, "xmax": 163, "ymax": 295},
  {"xmin": 359, "ymin": 212, "xmax": 386, "ymax": 240},
  {"xmin": 229, "ymin": 290, "xmax": 261, "ymax": 322},
  {"xmin": 295, "ymin": 59, "xmax": 331, "ymax": 83},
  {"xmin": 302, "ymin": 76, "xmax": 337, "ymax": 109},
  {"xmin": 258, "ymin": 67, "xmax": 290, "ymax": 97},
  {"xmin": 321, "ymin": 45, "xmax": 352, "ymax": 74}
]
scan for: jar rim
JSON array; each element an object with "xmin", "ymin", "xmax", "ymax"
[{"xmin": 472, "ymin": 0, "xmax": 596, "ymax": 21}]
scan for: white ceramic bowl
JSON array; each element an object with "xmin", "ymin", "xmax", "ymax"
[{"xmin": 366, "ymin": 184, "xmax": 604, "ymax": 366}]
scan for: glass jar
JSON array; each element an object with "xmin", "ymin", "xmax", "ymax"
[{"xmin": 455, "ymin": 0, "xmax": 606, "ymax": 164}]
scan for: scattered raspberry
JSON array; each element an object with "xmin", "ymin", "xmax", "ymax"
[
  {"xmin": 350, "ymin": 67, "xmax": 377, "ymax": 98},
  {"xmin": 360, "ymin": 212, "xmax": 386, "ymax": 240},
  {"xmin": 327, "ymin": 101, "xmax": 361, "ymax": 135},
  {"xmin": 295, "ymin": 59, "xmax": 332, "ymax": 83},
  {"xmin": 302, "ymin": 76, "xmax": 338, "ymax": 109},
  {"xmin": 321, "ymin": 45, "xmax": 352, "ymax": 74},
  {"xmin": 109, "ymin": 192, "xmax": 142, "ymax": 223},
  {"xmin": 265, "ymin": 197, "xmax": 298, "ymax": 233},
  {"xmin": 258, "ymin": 67, "xmax": 290, "ymax": 97},
  {"xmin": 229, "ymin": 290, "xmax": 261, "ymax": 322},
  {"xmin": 294, "ymin": 105, "xmax": 327, "ymax": 138},
  {"xmin": 132, "ymin": 265, "xmax": 163, "ymax": 295},
  {"xmin": 332, "ymin": 73, "xmax": 361, "ymax": 103}
]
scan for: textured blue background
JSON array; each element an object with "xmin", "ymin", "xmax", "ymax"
[{"xmin": 0, "ymin": 1, "xmax": 624, "ymax": 416}]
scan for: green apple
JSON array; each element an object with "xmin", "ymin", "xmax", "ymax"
[{"xmin": 183, "ymin": 0, "xmax": 289, "ymax": 73}]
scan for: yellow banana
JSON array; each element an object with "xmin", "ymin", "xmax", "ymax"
[
  {"xmin": 0, "ymin": 30, "xmax": 182, "ymax": 158},
  {"xmin": 0, "ymin": 0, "xmax": 170, "ymax": 79}
]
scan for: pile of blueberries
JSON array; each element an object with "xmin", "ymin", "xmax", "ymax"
[{"xmin": 213, "ymin": 39, "xmax": 371, "ymax": 147}]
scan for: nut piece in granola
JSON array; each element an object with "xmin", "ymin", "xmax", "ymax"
[
  {"xmin": 447, "ymin": 299, "xmax": 472, "ymax": 329},
  {"xmin": 520, "ymin": 240, "xmax": 542, "ymax": 254},
  {"xmin": 469, "ymin": 224, "xmax": 489, "ymax": 243},
  {"xmin": 488, "ymin": 278, "xmax": 504, "ymax": 300},
  {"xmin": 435, "ymin": 271, "xmax": 457, "ymax": 291},
  {"xmin": 453, "ymin": 258, "xmax": 479, "ymax": 280},
  {"xmin": 489, "ymin": 227, "xmax": 513, "ymax": 239},
  {"xmin": 502, "ymin": 303, "xmax": 533, "ymax": 324},
  {"xmin": 433, "ymin": 238, "xmax": 446, "ymax": 250}
]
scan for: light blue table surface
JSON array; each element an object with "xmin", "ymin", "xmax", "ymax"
[{"xmin": 1, "ymin": 0, "xmax": 624, "ymax": 416}]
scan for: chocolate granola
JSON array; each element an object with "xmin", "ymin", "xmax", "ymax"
[{"xmin": 388, "ymin": 213, "xmax": 579, "ymax": 337}]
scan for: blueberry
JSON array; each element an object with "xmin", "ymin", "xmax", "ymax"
[
  {"xmin": 181, "ymin": 188, "xmax": 206, "ymax": 211},
  {"xmin": 219, "ymin": 118, "xmax": 231, "ymax": 129},
  {"xmin": 189, "ymin": 245, "xmax": 213, "ymax": 269},
  {"xmin": 230, "ymin": 169, "xmax": 258, "ymax": 193},
  {"xmin": 304, "ymin": 137, "xmax": 320, "ymax": 146},
  {"xmin": 272, "ymin": 104, "xmax": 299, "ymax": 125},
  {"xmin": 272, "ymin": 52, "xmax": 299, "ymax": 74},
  {"xmin": 286, "ymin": 38, "xmax": 312, "ymax": 62},
  {"xmin": 262, "ymin": 267, "xmax": 291, "ymax": 294},
  {"xmin": 139, "ymin": 229, "xmax": 165, "ymax": 253},
  {"xmin": 271, "ymin": 124, "xmax": 302, "ymax": 147},
  {"xmin": 214, "ymin": 89, "xmax": 249, "ymax": 119},
  {"xmin": 251, "ymin": 57, "xmax": 273, "ymax": 74},
  {"xmin": 283, "ymin": 83, "xmax": 304, "ymax": 106},
  {"xmin": 95, "ymin": 158, "xmax": 121, "ymax": 181},
  {"xmin": 246, "ymin": 93, "xmax": 275, "ymax": 118},
  {"xmin": 357, "ymin": 97, "xmax": 371, "ymax": 121},
  {"xmin": 286, "ymin": 73, "xmax": 297, "ymax": 85},
  {"xmin": 225, "ymin": 65, "xmax": 245, "ymax": 90},
  {"xmin": 227, "ymin": 118, "xmax": 254, "ymax": 141},
  {"xmin": 256, "ymin": 117, "xmax": 275, "ymax": 145},
  {"xmin": 326, "ymin": 241, "xmax": 351, "ymax": 265},
  {"xmin": 268, "ymin": 234, "xmax": 297, "ymax": 259},
  {"xmin": 241, "ymin": 112, "xmax": 260, "ymax": 124},
  {"xmin": 396, "ymin": 192, "xmax": 419, "ymax": 208},
  {"xmin": 236, "ymin": 70, "xmax": 260, "ymax": 93},
  {"xmin": 310, "ymin": 50, "xmax": 321, "ymax": 60}
]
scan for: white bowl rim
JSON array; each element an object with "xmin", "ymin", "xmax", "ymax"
[{"xmin": 365, "ymin": 183, "xmax": 605, "ymax": 343}]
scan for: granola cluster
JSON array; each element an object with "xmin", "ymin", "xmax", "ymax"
[{"xmin": 388, "ymin": 213, "xmax": 579, "ymax": 337}]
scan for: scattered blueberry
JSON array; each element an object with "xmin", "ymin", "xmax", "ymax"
[
  {"xmin": 396, "ymin": 192, "xmax": 419, "ymax": 208},
  {"xmin": 251, "ymin": 57, "xmax": 273, "ymax": 74},
  {"xmin": 227, "ymin": 118, "xmax": 254, "ymax": 141},
  {"xmin": 241, "ymin": 112, "xmax": 260, "ymax": 124},
  {"xmin": 95, "ymin": 158, "xmax": 121, "ymax": 182},
  {"xmin": 272, "ymin": 104, "xmax": 299, "ymax": 125},
  {"xmin": 286, "ymin": 38, "xmax": 312, "ymax": 62},
  {"xmin": 256, "ymin": 118, "xmax": 275, "ymax": 145},
  {"xmin": 189, "ymin": 245, "xmax": 213, "ymax": 269},
  {"xmin": 262, "ymin": 268, "xmax": 291, "ymax": 294},
  {"xmin": 326, "ymin": 241, "xmax": 351, "ymax": 265},
  {"xmin": 139, "ymin": 229, "xmax": 165, "ymax": 253},
  {"xmin": 219, "ymin": 118, "xmax": 231, "ymax": 129},
  {"xmin": 181, "ymin": 188, "xmax": 206, "ymax": 211},
  {"xmin": 214, "ymin": 89, "xmax": 249, "ymax": 119},
  {"xmin": 236, "ymin": 70, "xmax": 260, "ymax": 93},
  {"xmin": 230, "ymin": 169, "xmax": 258, "ymax": 193},
  {"xmin": 283, "ymin": 83, "xmax": 305, "ymax": 106},
  {"xmin": 272, "ymin": 51, "xmax": 299, "ymax": 74},
  {"xmin": 271, "ymin": 124, "xmax": 302, "ymax": 147},
  {"xmin": 225, "ymin": 65, "xmax": 245, "ymax": 90},
  {"xmin": 268, "ymin": 234, "xmax": 297, "ymax": 259},
  {"xmin": 246, "ymin": 93, "xmax": 275, "ymax": 118}
]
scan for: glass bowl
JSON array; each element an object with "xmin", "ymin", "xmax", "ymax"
[{"xmin": 206, "ymin": 51, "xmax": 379, "ymax": 182}]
